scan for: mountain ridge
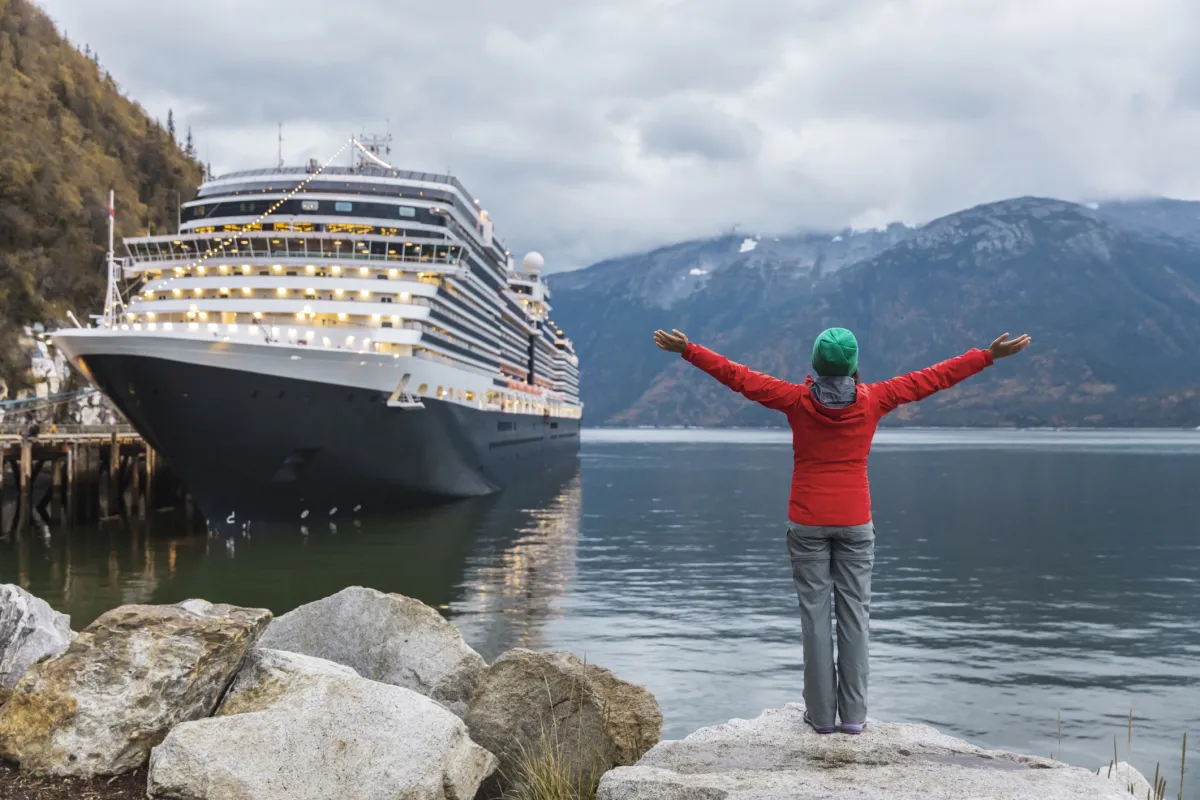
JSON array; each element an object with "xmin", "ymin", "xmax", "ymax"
[{"xmin": 551, "ymin": 195, "xmax": 1200, "ymax": 428}]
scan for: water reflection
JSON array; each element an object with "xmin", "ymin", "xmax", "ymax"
[
  {"xmin": 0, "ymin": 465, "xmax": 583, "ymax": 649},
  {"xmin": 0, "ymin": 503, "xmax": 205, "ymax": 620},
  {"xmin": 452, "ymin": 474, "xmax": 583, "ymax": 657}
]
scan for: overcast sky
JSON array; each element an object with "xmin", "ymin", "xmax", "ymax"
[{"xmin": 40, "ymin": 0, "xmax": 1200, "ymax": 271}]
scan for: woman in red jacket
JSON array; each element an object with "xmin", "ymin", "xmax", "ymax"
[{"xmin": 653, "ymin": 327, "xmax": 1030, "ymax": 735}]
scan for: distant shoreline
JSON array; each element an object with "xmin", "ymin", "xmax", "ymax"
[
  {"xmin": 583, "ymin": 425, "xmax": 1200, "ymax": 432},
  {"xmin": 581, "ymin": 427, "xmax": 1200, "ymax": 450}
]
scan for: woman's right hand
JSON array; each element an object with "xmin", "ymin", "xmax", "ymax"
[{"xmin": 654, "ymin": 329, "xmax": 690, "ymax": 354}]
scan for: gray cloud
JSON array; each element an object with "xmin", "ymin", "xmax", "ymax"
[
  {"xmin": 38, "ymin": 0, "xmax": 1200, "ymax": 270},
  {"xmin": 639, "ymin": 99, "xmax": 762, "ymax": 161}
]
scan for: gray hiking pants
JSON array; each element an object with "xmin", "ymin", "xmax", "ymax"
[{"xmin": 786, "ymin": 521, "xmax": 875, "ymax": 729}]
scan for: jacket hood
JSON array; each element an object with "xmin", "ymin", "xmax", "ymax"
[
  {"xmin": 804, "ymin": 376, "xmax": 870, "ymax": 423},
  {"xmin": 810, "ymin": 375, "xmax": 857, "ymax": 408}
]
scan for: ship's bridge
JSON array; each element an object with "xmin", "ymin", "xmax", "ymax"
[{"xmin": 186, "ymin": 165, "xmax": 509, "ymax": 262}]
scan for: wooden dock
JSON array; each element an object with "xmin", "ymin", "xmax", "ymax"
[{"xmin": 0, "ymin": 425, "xmax": 191, "ymax": 529}]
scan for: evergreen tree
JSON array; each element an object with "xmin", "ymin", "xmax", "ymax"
[
  {"xmin": 167, "ymin": 109, "xmax": 176, "ymax": 142},
  {"xmin": 0, "ymin": 0, "xmax": 203, "ymax": 393},
  {"xmin": 185, "ymin": 126, "xmax": 195, "ymax": 159}
]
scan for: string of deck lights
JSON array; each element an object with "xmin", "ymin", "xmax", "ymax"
[{"xmin": 182, "ymin": 138, "xmax": 355, "ymax": 272}]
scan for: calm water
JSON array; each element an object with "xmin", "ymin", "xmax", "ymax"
[{"xmin": 2, "ymin": 429, "xmax": 1198, "ymax": 794}]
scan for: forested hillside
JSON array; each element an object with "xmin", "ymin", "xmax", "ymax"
[{"xmin": 0, "ymin": 0, "xmax": 202, "ymax": 390}]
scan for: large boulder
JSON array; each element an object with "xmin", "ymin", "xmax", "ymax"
[
  {"xmin": 0, "ymin": 584, "xmax": 74, "ymax": 688},
  {"xmin": 466, "ymin": 649, "xmax": 662, "ymax": 799},
  {"xmin": 216, "ymin": 647, "xmax": 358, "ymax": 717},
  {"xmin": 258, "ymin": 586, "xmax": 485, "ymax": 716},
  {"xmin": 148, "ymin": 651, "xmax": 496, "ymax": 800},
  {"xmin": 597, "ymin": 704, "xmax": 1152, "ymax": 800},
  {"xmin": 0, "ymin": 599, "xmax": 270, "ymax": 777}
]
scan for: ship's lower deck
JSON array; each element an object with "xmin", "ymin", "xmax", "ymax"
[{"xmin": 75, "ymin": 350, "xmax": 580, "ymax": 524}]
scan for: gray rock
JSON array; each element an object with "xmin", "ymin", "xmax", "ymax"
[
  {"xmin": 466, "ymin": 649, "xmax": 662, "ymax": 799},
  {"xmin": 597, "ymin": 705, "xmax": 1152, "ymax": 800},
  {"xmin": 0, "ymin": 584, "xmax": 74, "ymax": 688},
  {"xmin": 258, "ymin": 586, "xmax": 485, "ymax": 716},
  {"xmin": 149, "ymin": 662, "xmax": 496, "ymax": 800},
  {"xmin": 216, "ymin": 647, "xmax": 358, "ymax": 716},
  {"xmin": 1101, "ymin": 761, "xmax": 1154, "ymax": 797},
  {"xmin": 0, "ymin": 599, "xmax": 270, "ymax": 777}
]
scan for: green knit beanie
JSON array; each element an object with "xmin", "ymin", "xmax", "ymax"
[{"xmin": 811, "ymin": 328, "xmax": 859, "ymax": 377}]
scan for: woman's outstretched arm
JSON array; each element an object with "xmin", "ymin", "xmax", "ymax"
[
  {"xmin": 872, "ymin": 333, "xmax": 1031, "ymax": 415},
  {"xmin": 654, "ymin": 329, "xmax": 804, "ymax": 412}
]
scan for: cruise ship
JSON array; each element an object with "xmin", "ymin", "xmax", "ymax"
[{"xmin": 52, "ymin": 139, "xmax": 583, "ymax": 521}]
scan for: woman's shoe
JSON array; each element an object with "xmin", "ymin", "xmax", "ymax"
[
  {"xmin": 803, "ymin": 711, "xmax": 836, "ymax": 734},
  {"xmin": 840, "ymin": 721, "xmax": 866, "ymax": 735}
]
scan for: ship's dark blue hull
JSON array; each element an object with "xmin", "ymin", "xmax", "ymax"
[{"xmin": 83, "ymin": 354, "xmax": 581, "ymax": 524}]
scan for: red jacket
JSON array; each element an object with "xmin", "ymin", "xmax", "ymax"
[{"xmin": 682, "ymin": 344, "xmax": 994, "ymax": 526}]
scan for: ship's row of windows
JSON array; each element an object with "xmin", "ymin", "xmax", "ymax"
[
  {"xmin": 186, "ymin": 198, "xmax": 429, "ymax": 224},
  {"xmin": 149, "ymin": 263, "xmax": 448, "ymax": 279},
  {"xmin": 124, "ymin": 310, "xmax": 563, "ymax": 370},
  {"xmin": 140, "ymin": 286, "xmax": 423, "ymax": 303},
  {"xmin": 180, "ymin": 222, "xmax": 445, "ymax": 238},
  {"xmin": 196, "ymin": 179, "xmax": 483, "ymax": 230},
  {"xmin": 130, "ymin": 238, "xmax": 461, "ymax": 266},
  {"xmin": 134, "ymin": 267, "xmax": 551, "ymax": 347}
]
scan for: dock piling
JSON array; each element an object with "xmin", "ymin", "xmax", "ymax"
[
  {"xmin": 145, "ymin": 447, "xmax": 156, "ymax": 510},
  {"xmin": 107, "ymin": 431, "xmax": 119, "ymax": 516},
  {"xmin": 0, "ymin": 427, "xmax": 180, "ymax": 524},
  {"xmin": 19, "ymin": 441, "xmax": 32, "ymax": 497},
  {"xmin": 132, "ymin": 452, "xmax": 144, "ymax": 519}
]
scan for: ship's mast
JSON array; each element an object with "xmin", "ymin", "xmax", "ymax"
[{"xmin": 102, "ymin": 189, "xmax": 121, "ymax": 328}]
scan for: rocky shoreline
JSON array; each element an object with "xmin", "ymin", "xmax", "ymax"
[{"xmin": 0, "ymin": 583, "xmax": 1155, "ymax": 799}]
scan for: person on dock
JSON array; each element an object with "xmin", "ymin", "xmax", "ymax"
[{"xmin": 652, "ymin": 327, "xmax": 1031, "ymax": 735}]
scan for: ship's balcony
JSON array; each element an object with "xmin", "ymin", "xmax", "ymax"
[
  {"xmin": 125, "ymin": 298, "xmax": 432, "ymax": 323},
  {"xmin": 133, "ymin": 264, "xmax": 449, "ymax": 297},
  {"xmin": 133, "ymin": 276, "xmax": 437, "ymax": 303},
  {"xmin": 121, "ymin": 300, "xmax": 502, "ymax": 368},
  {"xmin": 114, "ymin": 311, "xmax": 501, "ymax": 373},
  {"xmin": 107, "ymin": 316, "xmax": 422, "ymax": 357},
  {"xmin": 123, "ymin": 230, "xmax": 463, "ymax": 272}
]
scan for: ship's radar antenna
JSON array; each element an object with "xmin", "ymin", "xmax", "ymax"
[
  {"xmin": 522, "ymin": 252, "xmax": 545, "ymax": 278},
  {"xmin": 354, "ymin": 132, "xmax": 394, "ymax": 171}
]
